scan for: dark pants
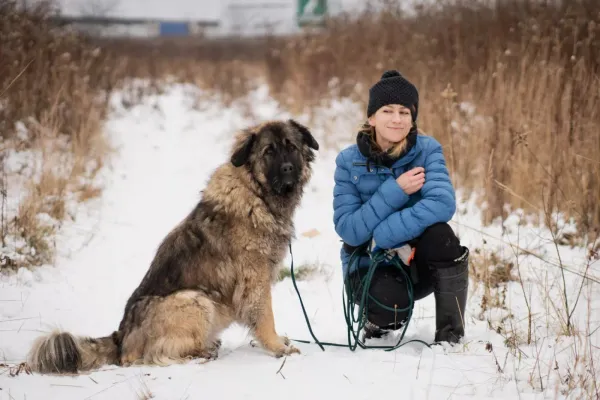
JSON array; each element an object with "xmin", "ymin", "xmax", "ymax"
[{"xmin": 347, "ymin": 222, "xmax": 464, "ymax": 330}]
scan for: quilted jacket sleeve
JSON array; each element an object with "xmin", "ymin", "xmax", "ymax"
[
  {"xmin": 372, "ymin": 139, "xmax": 456, "ymax": 249},
  {"xmin": 333, "ymin": 150, "xmax": 410, "ymax": 246}
]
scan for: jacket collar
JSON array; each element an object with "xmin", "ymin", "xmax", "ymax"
[{"xmin": 356, "ymin": 127, "xmax": 419, "ymax": 169}]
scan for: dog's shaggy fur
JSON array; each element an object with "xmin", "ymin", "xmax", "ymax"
[{"xmin": 26, "ymin": 119, "xmax": 319, "ymax": 374}]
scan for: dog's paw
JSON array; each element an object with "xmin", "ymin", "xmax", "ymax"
[
  {"xmin": 191, "ymin": 347, "xmax": 219, "ymax": 362},
  {"xmin": 274, "ymin": 344, "xmax": 300, "ymax": 358},
  {"xmin": 279, "ymin": 335, "xmax": 291, "ymax": 346},
  {"xmin": 211, "ymin": 339, "xmax": 222, "ymax": 350},
  {"xmin": 249, "ymin": 336, "xmax": 300, "ymax": 357}
]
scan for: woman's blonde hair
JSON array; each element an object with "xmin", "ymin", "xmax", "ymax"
[{"xmin": 358, "ymin": 121, "xmax": 411, "ymax": 158}]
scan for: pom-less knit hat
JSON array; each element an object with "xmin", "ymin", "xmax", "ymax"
[{"xmin": 367, "ymin": 70, "xmax": 419, "ymax": 121}]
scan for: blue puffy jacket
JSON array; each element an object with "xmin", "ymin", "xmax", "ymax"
[{"xmin": 332, "ymin": 133, "xmax": 456, "ymax": 278}]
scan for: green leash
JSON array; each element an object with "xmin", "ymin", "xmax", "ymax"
[{"xmin": 288, "ymin": 243, "xmax": 432, "ymax": 352}]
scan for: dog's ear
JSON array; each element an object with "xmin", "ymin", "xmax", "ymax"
[
  {"xmin": 231, "ymin": 133, "xmax": 256, "ymax": 167},
  {"xmin": 288, "ymin": 119, "xmax": 319, "ymax": 151}
]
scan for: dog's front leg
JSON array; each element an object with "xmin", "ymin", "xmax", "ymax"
[{"xmin": 245, "ymin": 283, "xmax": 300, "ymax": 358}]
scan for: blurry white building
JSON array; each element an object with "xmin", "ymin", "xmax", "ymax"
[{"xmin": 25, "ymin": 0, "xmax": 378, "ymax": 38}]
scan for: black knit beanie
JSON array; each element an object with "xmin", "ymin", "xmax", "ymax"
[{"xmin": 367, "ymin": 70, "xmax": 419, "ymax": 121}]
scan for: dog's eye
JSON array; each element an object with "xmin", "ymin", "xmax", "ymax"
[{"xmin": 264, "ymin": 146, "xmax": 274, "ymax": 155}]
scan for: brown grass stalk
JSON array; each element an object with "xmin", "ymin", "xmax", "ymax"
[{"xmin": 0, "ymin": 0, "xmax": 123, "ymax": 270}]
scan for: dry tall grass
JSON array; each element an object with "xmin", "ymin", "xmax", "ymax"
[
  {"xmin": 0, "ymin": 0, "xmax": 123, "ymax": 268},
  {"xmin": 92, "ymin": 36, "xmax": 271, "ymax": 105}
]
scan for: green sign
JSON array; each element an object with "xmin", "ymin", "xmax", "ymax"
[{"xmin": 297, "ymin": 0, "xmax": 328, "ymax": 26}]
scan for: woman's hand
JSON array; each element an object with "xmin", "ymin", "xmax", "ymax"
[{"xmin": 396, "ymin": 167, "xmax": 425, "ymax": 194}]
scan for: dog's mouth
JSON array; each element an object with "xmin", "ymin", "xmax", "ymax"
[
  {"xmin": 272, "ymin": 177, "xmax": 297, "ymax": 196},
  {"xmin": 281, "ymin": 182, "xmax": 295, "ymax": 194}
]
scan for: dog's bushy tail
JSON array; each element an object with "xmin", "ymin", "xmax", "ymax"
[{"xmin": 26, "ymin": 330, "xmax": 119, "ymax": 374}]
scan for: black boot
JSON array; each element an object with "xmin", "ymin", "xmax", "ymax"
[
  {"xmin": 431, "ymin": 247, "xmax": 469, "ymax": 344},
  {"xmin": 361, "ymin": 297, "xmax": 412, "ymax": 341},
  {"xmin": 361, "ymin": 316, "xmax": 408, "ymax": 341},
  {"xmin": 362, "ymin": 318, "xmax": 389, "ymax": 341}
]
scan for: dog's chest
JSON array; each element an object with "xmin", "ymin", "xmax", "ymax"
[{"xmin": 247, "ymin": 231, "xmax": 289, "ymax": 257}]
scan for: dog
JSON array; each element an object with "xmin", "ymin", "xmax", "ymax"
[{"xmin": 26, "ymin": 119, "xmax": 319, "ymax": 374}]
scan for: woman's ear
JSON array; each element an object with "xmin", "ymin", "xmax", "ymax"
[
  {"xmin": 230, "ymin": 133, "xmax": 256, "ymax": 167},
  {"xmin": 367, "ymin": 116, "xmax": 376, "ymax": 127}
]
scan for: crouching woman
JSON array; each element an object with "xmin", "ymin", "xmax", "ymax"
[{"xmin": 332, "ymin": 70, "xmax": 470, "ymax": 344}]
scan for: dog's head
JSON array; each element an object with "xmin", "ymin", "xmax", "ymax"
[{"xmin": 230, "ymin": 119, "xmax": 319, "ymax": 197}]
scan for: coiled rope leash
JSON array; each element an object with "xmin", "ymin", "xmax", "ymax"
[{"xmin": 288, "ymin": 243, "xmax": 432, "ymax": 351}]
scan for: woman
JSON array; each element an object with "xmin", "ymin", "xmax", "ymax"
[{"xmin": 332, "ymin": 70, "xmax": 469, "ymax": 344}]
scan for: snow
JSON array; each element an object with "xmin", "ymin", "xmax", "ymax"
[{"xmin": 0, "ymin": 82, "xmax": 598, "ymax": 399}]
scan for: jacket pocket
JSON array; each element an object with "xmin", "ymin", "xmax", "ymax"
[{"xmin": 350, "ymin": 166, "xmax": 388, "ymax": 194}]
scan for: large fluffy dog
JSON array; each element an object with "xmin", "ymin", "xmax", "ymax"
[{"xmin": 27, "ymin": 119, "xmax": 319, "ymax": 374}]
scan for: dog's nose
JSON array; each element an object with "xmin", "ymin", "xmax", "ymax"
[{"xmin": 281, "ymin": 162, "xmax": 294, "ymax": 174}]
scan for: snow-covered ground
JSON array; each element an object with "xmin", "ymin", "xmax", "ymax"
[{"xmin": 0, "ymin": 83, "xmax": 598, "ymax": 399}]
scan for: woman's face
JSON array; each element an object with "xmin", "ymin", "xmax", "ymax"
[{"xmin": 368, "ymin": 104, "xmax": 413, "ymax": 150}]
